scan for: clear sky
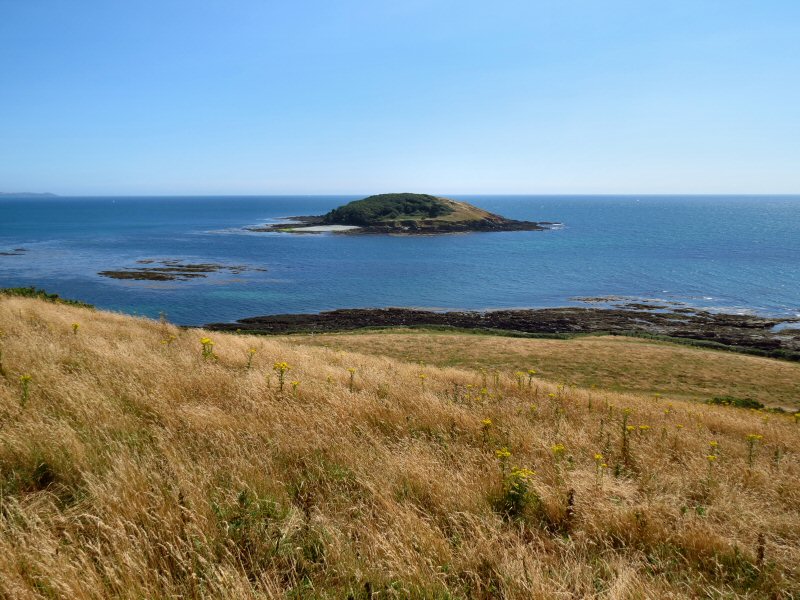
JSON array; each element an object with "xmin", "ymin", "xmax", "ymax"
[{"xmin": 1, "ymin": 1, "xmax": 799, "ymax": 195}]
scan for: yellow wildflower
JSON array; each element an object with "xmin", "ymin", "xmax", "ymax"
[
  {"xmin": 495, "ymin": 447, "xmax": 511, "ymax": 460},
  {"xmin": 510, "ymin": 467, "xmax": 535, "ymax": 480}
]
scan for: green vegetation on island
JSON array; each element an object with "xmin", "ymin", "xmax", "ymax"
[{"xmin": 322, "ymin": 193, "xmax": 455, "ymax": 225}]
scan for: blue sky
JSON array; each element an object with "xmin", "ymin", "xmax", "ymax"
[{"xmin": 1, "ymin": 0, "xmax": 799, "ymax": 195}]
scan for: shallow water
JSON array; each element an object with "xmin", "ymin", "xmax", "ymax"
[{"xmin": 1, "ymin": 195, "xmax": 798, "ymax": 325}]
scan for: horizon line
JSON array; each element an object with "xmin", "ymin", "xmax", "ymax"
[{"xmin": 4, "ymin": 192, "xmax": 800, "ymax": 198}]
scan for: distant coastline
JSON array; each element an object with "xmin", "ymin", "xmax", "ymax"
[{"xmin": 0, "ymin": 192, "xmax": 58, "ymax": 198}]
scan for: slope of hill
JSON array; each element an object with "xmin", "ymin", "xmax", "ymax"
[
  {"xmin": 283, "ymin": 329, "xmax": 800, "ymax": 410},
  {"xmin": 322, "ymin": 193, "xmax": 511, "ymax": 226},
  {"xmin": 1, "ymin": 296, "xmax": 798, "ymax": 598}
]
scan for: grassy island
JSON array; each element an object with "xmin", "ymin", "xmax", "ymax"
[
  {"xmin": 1, "ymin": 294, "xmax": 799, "ymax": 597},
  {"xmin": 322, "ymin": 193, "xmax": 456, "ymax": 225},
  {"xmin": 249, "ymin": 193, "xmax": 550, "ymax": 234}
]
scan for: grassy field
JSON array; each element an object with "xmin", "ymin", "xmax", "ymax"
[
  {"xmin": 1, "ymin": 296, "xmax": 799, "ymax": 598},
  {"xmin": 284, "ymin": 329, "xmax": 800, "ymax": 410}
]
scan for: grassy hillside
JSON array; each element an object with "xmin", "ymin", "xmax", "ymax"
[
  {"xmin": 284, "ymin": 329, "xmax": 800, "ymax": 410},
  {"xmin": 1, "ymin": 296, "xmax": 799, "ymax": 598},
  {"xmin": 322, "ymin": 193, "xmax": 501, "ymax": 226}
]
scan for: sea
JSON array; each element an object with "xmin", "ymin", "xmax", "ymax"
[{"xmin": 1, "ymin": 195, "xmax": 798, "ymax": 326}]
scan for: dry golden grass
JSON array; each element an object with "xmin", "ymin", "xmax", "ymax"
[
  {"xmin": 1, "ymin": 296, "xmax": 799, "ymax": 599},
  {"xmin": 285, "ymin": 330, "xmax": 800, "ymax": 409}
]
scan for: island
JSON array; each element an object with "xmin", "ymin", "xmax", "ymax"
[{"xmin": 247, "ymin": 193, "xmax": 554, "ymax": 234}]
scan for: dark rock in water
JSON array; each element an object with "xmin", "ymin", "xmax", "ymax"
[
  {"xmin": 99, "ymin": 259, "xmax": 267, "ymax": 281},
  {"xmin": 0, "ymin": 248, "xmax": 27, "ymax": 256},
  {"xmin": 206, "ymin": 306, "xmax": 800, "ymax": 360},
  {"xmin": 621, "ymin": 303, "xmax": 669, "ymax": 310},
  {"xmin": 99, "ymin": 270, "xmax": 206, "ymax": 281}
]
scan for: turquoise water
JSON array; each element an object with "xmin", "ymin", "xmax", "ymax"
[{"xmin": 1, "ymin": 195, "xmax": 798, "ymax": 325}]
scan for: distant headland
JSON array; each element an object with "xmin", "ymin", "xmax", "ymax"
[
  {"xmin": 0, "ymin": 192, "xmax": 58, "ymax": 198},
  {"xmin": 248, "ymin": 193, "xmax": 555, "ymax": 234}
]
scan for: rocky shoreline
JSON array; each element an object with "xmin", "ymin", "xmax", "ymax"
[
  {"xmin": 206, "ymin": 306, "xmax": 800, "ymax": 360},
  {"xmin": 246, "ymin": 215, "xmax": 553, "ymax": 235}
]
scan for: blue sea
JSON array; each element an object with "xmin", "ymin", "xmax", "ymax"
[{"xmin": 1, "ymin": 195, "xmax": 798, "ymax": 325}]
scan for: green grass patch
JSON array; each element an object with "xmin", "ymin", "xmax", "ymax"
[{"xmin": 0, "ymin": 287, "xmax": 94, "ymax": 309}]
